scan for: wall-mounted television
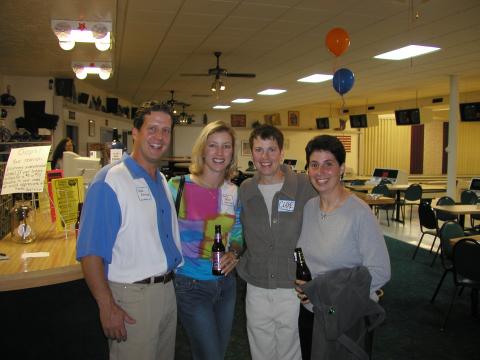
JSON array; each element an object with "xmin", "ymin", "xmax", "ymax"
[
  {"xmin": 316, "ymin": 117, "xmax": 329, "ymax": 129},
  {"xmin": 459, "ymin": 102, "xmax": 480, "ymax": 121},
  {"xmin": 395, "ymin": 108, "xmax": 420, "ymax": 125},
  {"xmin": 349, "ymin": 114, "xmax": 368, "ymax": 128}
]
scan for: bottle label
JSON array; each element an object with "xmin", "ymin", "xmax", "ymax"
[
  {"xmin": 110, "ymin": 149, "xmax": 123, "ymax": 163},
  {"xmin": 212, "ymin": 251, "xmax": 223, "ymax": 271}
]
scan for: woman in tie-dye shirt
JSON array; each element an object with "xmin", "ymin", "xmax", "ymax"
[{"xmin": 168, "ymin": 121, "xmax": 243, "ymax": 360}]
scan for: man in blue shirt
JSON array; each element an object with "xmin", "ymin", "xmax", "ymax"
[{"xmin": 77, "ymin": 101, "xmax": 183, "ymax": 360}]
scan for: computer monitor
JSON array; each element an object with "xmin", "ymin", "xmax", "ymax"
[
  {"xmin": 368, "ymin": 168, "xmax": 408, "ymax": 185},
  {"xmin": 62, "ymin": 151, "xmax": 101, "ymax": 186},
  {"xmin": 283, "ymin": 159, "xmax": 297, "ymax": 170}
]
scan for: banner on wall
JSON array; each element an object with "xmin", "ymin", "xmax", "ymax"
[{"xmin": 336, "ymin": 135, "xmax": 351, "ymax": 152}]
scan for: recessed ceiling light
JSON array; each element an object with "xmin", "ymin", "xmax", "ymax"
[
  {"xmin": 213, "ymin": 105, "xmax": 231, "ymax": 109},
  {"xmin": 258, "ymin": 89, "xmax": 287, "ymax": 95},
  {"xmin": 297, "ymin": 74, "xmax": 333, "ymax": 83},
  {"xmin": 374, "ymin": 45, "xmax": 441, "ymax": 60},
  {"xmin": 232, "ymin": 98, "xmax": 254, "ymax": 103}
]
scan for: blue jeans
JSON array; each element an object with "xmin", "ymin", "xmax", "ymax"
[{"xmin": 174, "ymin": 273, "xmax": 236, "ymax": 360}]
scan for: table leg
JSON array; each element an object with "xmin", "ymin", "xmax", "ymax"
[{"xmin": 392, "ymin": 190, "xmax": 404, "ymax": 224}]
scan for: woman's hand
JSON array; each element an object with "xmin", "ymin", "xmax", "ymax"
[
  {"xmin": 295, "ymin": 279, "xmax": 310, "ymax": 304},
  {"xmin": 220, "ymin": 251, "xmax": 240, "ymax": 276}
]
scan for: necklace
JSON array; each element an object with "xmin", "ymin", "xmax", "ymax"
[{"xmin": 319, "ymin": 191, "xmax": 349, "ymax": 220}]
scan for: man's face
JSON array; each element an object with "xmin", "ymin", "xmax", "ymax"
[
  {"xmin": 132, "ymin": 111, "xmax": 172, "ymax": 167},
  {"xmin": 251, "ymin": 136, "xmax": 284, "ymax": 180}
]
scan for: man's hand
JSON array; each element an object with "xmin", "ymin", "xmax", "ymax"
[
  {"xmin": 98, "ymin": 299, "xmax": 136, "ymax": 341},
  {"xmin": 294, "ymin": 279, "xmax": 310, "ymax": 304}
]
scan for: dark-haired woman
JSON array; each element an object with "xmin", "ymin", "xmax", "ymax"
[{"xmin": 295, "ymin": 134, "xmax": 391, "ymax": 360}]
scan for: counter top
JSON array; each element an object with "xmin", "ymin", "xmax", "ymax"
[{"xmin": 0, "ymin": 209, "xmax": 82, "ymax": 291}]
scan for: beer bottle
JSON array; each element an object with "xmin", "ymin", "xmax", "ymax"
[
  {"xmin": 75, "ymin": 202, "xmax": 83, "ymax": 238},
  {"xmin": 110, "ymin": 128, "xmax": 124, "ymax": 163},
  {"xmin": 211, "ymin": 225, "xmax": 225, "ymax": 276},
  {"xmin": 294, "ymin": 247, "xmax": 312, "ymax": 281}
]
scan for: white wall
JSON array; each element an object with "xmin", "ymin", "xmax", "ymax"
[{"xmin": 1, "ymin": 75, "xmax": 55, "ymax": 132}]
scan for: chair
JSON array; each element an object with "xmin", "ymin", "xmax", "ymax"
[
  {"xmin": 471, "ymin": 198, "xmax": 480, "ymax": 231},
  {"xmin": 15, "ymin": 100, "xmax": 59, "ymax": 135},
  {"xmin": 398, "ymin": 184, "xmax": 422, "ymax": 223},
  {"xmin": 350, "ymin": 179, "xmax": 366, "ymax": 185},
  {"xmin": 460, "ymin": 190, "xmax": 478, "ymax": 205},
  {"xmin": 435, "ymin": 196, "xmax": 458, "ymax": 223},
  {"xmin": 412, "ymin": 201, "xmax": 439, "ymax": 260},
  {"xmin": 430, "ymin": 221, "xmax": 464, "ymax": 302},
  {"xmin": 441, "ymin": 238, "xmax": 480, "ymax": 330},
  {"xmin": 460, "ymin": 190, "xmax": 478, "ymax": 233},
  {"xmin": 371, "ymin": 184, "xmax": 395, "ymax": 226}
]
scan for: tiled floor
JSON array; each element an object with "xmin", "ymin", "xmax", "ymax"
[{"xmin": 377, "ymin": 206, "xmax": 437, "ymax": 251}]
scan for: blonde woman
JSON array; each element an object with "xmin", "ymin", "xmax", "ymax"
[{"xmin": 168, "ymin": 121, "xmax": 243, "ymax": 360}]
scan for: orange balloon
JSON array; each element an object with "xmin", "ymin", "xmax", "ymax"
[{"xmin": 325, "ymin": 28, "xmax": 350, "ymax": 57}]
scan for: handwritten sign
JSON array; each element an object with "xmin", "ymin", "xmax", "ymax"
[{"xmin": 1, "ymin": 146, "xmax": 51, "ymax": 195}]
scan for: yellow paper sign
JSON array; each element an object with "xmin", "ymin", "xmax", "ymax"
[{"xmin": 51, "ymin": 177, "xmax": 85, "ymax": 231}]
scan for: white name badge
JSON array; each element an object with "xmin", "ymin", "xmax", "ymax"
[
  {"xmin": 136, "ymin": 186, "xmax": 152, "ymax": 201},
  {"xmin": 278, "ymin": 200, "xmax": 295, "ymax": 212},
  {"xmin": 222, "ymin": 194, "xmax": 234, "ymax": 207}
]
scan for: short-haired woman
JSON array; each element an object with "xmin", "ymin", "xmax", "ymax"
[{"xmin": 295, "ymin": 135, "xmax": 391, "ymax": 360}]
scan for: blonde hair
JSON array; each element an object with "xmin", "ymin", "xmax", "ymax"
[{"xmin": 189, "ymin": 120, "xmax": 238, "ymax": 180}]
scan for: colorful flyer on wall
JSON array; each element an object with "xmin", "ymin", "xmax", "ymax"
[{"xmin": 51, "ymin": 176, "xmax": 84, "ymax": 232}]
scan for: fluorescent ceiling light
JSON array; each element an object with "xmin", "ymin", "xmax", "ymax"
[
  {"xmin": 258, "ymin": 89, "xmax": 286, "ymax": 96},
  {"xmin": 232, "ymin": 98, "xmax": 253, "ymax": 103},
  {"xmin": 374, "ymin": 45, "xmax": 440, "ymax": 60},
  {"xmin": 297, "ymin": 74, "xmax": 333, "ymax": 83},
  {"xmin": 213, "ymin": 105, "xmax": 231, "ymax": 109}
]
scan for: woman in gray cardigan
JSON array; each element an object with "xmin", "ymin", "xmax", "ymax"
[{"xmin": 237, "ymin": 124, "xmax": 316, "ymax": 360}]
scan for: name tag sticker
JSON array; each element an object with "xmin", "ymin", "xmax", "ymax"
[
  {"xmin": 136, "ymin": 186, "xmax": 151, "ymax": 201},
  {"xmin": 278, "ymin": 200, "xmax": 295, "ymax": 212},
  {"xmin": 222, "ymin": 194, "xmax": 234, "ymax": 207}
]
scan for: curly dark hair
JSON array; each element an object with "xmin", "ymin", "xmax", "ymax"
[
  {"xmin": 133, "ymin": 101, "xmax": 173, "ymax": 130},
  {"xmin": 305, "ymin": 135, "xmax": 346, "ymax": 167}
]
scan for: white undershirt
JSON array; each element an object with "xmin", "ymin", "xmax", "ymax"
[{"xmin": 258, "ymin": 182, "xmax": 284, "ymax": 225}]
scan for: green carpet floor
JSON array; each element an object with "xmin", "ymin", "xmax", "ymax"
[{"xmin": 176, "ymin": 236, "xmax": 480, "ymax": 359}]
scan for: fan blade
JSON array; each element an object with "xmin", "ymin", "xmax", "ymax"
[
  {"xmin": 225, "ymin": 73, "xmax": 256, "ymax": 78},
  {"xmin": 180, "ymin": 73, "xmax": 210, "ymax": 77}
]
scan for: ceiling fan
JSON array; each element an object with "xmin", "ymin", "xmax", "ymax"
[
  {"xmin": 181, "ymin": 52, "xmax": 256, "ymax": 91},
  {"xmin": 165, "ymin": 90, "xmax": 188, "ymax": 111}
]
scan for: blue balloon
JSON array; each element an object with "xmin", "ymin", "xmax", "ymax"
[{"xmin": 332, "ymin": 68, "xmax": 355, "ymax": 95}]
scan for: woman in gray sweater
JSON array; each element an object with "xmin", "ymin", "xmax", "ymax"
[{"xmin": 295, "ymin": 135, "xmax": 391, "ymax": 360}]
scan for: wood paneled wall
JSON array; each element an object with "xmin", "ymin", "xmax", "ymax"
[
  {"xmin": 359, "ymin": 115, "xmax": 411, "ymax": 175},
  {"xmin": 359, "ymin": 116, "xmax": 480, "ymax": 176}
]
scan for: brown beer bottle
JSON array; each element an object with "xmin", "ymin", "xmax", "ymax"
[
  {"xmin": 294, "ymin": 247, "xmax": 312, "ymax": 281},
  {"xmin": 211, "ymin": 225, "xmax": 225, "ymax": 276},
  {"xmin": 75, "ymin": 202, "xmax": 83, "ymax": 238}
]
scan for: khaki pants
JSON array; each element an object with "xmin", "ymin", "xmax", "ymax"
[
  {"xmin": 108, "ymin": 281, "xmax": 177, "ymax": 360},
  {"xmin": 246, "ymin": 284, "xmax": 301, "ymax": 360}
]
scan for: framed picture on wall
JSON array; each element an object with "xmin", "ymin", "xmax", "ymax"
[
  {"xmin": 264, "ymin": 113, "xmax": 281, "ymax": 126},
  {"xmin": 288, "ymin": 111, "xmax": 299, "ymax": 126},
  {"xmin": 231, "ymin": 114, "xmax": 247, "ymax": 127},
  {"xmin": 241, "ymin": 140, "xmax": 251, "ymax": 156}
]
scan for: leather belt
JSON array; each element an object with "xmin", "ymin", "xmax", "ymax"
[{"xmin": 134, "ymin": 272, "xmax": 174, "ymax": 285}]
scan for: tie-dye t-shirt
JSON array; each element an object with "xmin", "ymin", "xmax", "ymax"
[{"xmin": 168, "ymin": 175, "xmax": 243, "ymax": 280}]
